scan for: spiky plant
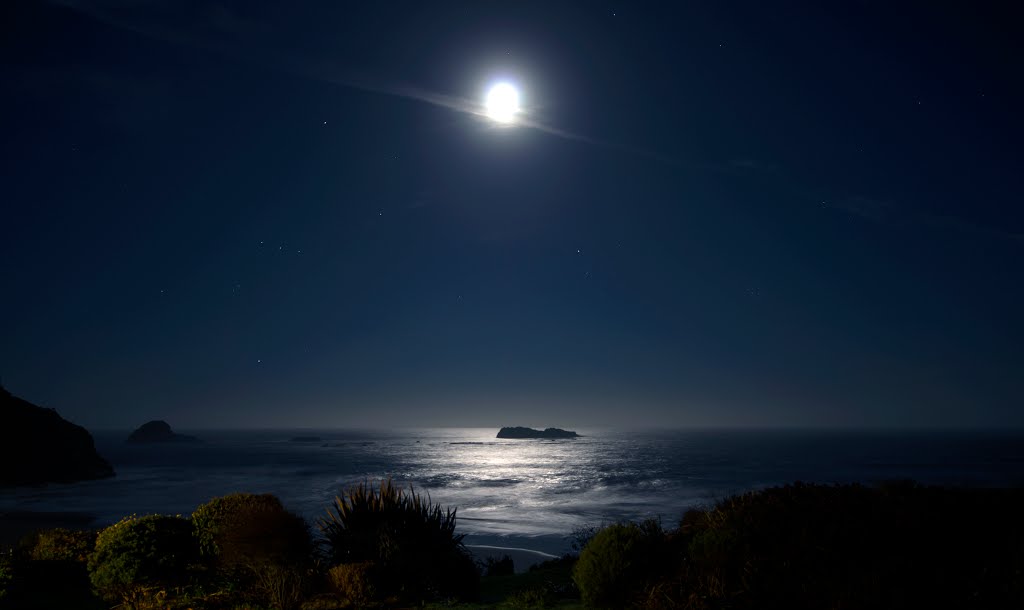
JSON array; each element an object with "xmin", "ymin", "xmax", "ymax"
[{"xmin": 319, "ymin": 478, "xmax": 477, "ymax": 603}]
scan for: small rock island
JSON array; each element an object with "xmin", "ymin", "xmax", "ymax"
[
  {"xmin": 126, "ymin": 420, "xmax": 199, "ymax": 443},
  {"xmin": 0, "ymin": 385, "xmax": 115, "ymax": 486},
  {"xmin": 496, "ymin": 426, "xmax": 580, "ymax": 439}
]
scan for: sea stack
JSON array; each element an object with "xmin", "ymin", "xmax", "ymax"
[
  {"xmin": 0, "ymin": 385, "xmax": 115, "ymax": 486},
  {"xmin": 496, "ymin": 426, "xmax": 579, "ymax": 439},
  {"xmin": 126, "ymin": 420, "xmax": 199, "ymax": 443}
]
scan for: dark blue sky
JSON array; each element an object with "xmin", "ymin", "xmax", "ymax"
[{"xmin": 2, "ymin": 1, "xmax": 1021, "ymax": 428}]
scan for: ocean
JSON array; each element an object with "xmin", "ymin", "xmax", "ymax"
[{"xmin": 4, "ymin": 428, "xmax": 1024, "ymax": 556}]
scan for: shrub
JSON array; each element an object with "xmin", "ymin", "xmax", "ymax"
[
  {"xmin": 193, "ymin": 493, "xmax": 311, "ymax": 563},
  {"xmin": 250, "ymin": 562, "xmax": 307, "ymax": 610},
  {"xmin": 482, "ymin": 554, "xmax": 515, "ymax": 577},
  {"xmin": 193, "ymin": 493, "xmax": 313, "ymax": 608},
  {"xmin": 319, "ymin": 478, "xmax": 479, "ymax": 603},
  {"xmin": 0, "ymin": 555, "xmax": 12, "ymax": 600},
  {"xmin": 642, "ymin": 484, "xmax": 1024, "ymax": 610},
  {"xmin": 87, "ymin": 514, "xmax": 200, "ymax": 607},
  {"xmin": 327, "ymin": 561, "xmax": 379, "ymax": 607},
  {"xmin": 572, "ymin": 519, "xmax": 665, "ymax": 608},
  {"xmin": 29, "ymin": 528, "xmax": 96, "ymax": 562}
]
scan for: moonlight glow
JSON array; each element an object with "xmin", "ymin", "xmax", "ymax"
[{"xmin": 485, "ymin": 82, "xmax": 520, "ymax": 124}]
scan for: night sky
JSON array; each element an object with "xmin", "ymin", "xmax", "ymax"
[{"xmin": 2, "ymin": 1, "xmax": 1021, "ymax": 429}]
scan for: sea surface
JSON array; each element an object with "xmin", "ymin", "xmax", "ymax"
[{"xmin": 4, "ymin": 428, "xmax": 1024, "ymax": 555}]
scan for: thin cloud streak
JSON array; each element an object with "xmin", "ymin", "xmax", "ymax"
[
  {"xmin": 48, "ymin": 0, "xmax": 707, "ymax": 170},
  {"xmin": 282, "ymin": 66, "xmax": 702, "ymax": 169}
]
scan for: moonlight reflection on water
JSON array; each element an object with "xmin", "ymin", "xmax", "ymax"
[{"xmin": 3, "ymin": 428, "xmax": 1023, "ymax": 553}]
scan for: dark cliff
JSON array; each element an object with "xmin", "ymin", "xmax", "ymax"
[{"xmin": 0, "ymin": 385, "xmax": 115, "ymax": 486}]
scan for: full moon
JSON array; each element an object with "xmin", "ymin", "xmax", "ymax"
[{"xmin": 485, "ymin": 82, "xmax": 520, "ymax": 124}]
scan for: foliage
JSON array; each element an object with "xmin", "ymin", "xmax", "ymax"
[
  {"xmin": 477, "ymin": 555, "xmax": 579, "ymax": 607},
  {"xmin": 482, "ymin": 554, "xmax": 515, "ymax": 577},
  {"xmin": 250, "ymin": 562, "xmax": 307, "ymax": 610},
  {"xmin": 0, "ymin": 546, "xmax": 107, "ymax": 609},
  {"xmin": 0, "ymin": 554, "xmax": 12, "ymax": 600},
  {"xmin": 29, "ymin": 528, "xmax": 96, "ymax": 562},
  {"xmin": 193, "ymin": 493, "xmax": 314, "ymax": 608},
  {"xmin": 642, "ymin": 483, "xmax": 1024, "ymax": 609},
  {"xmin": 87, "ymin": 514, "xmax": 200, "ymax": 607},
  {"xmin": 319, "ymin": 478, "xmax": 479, "ymax": 603},
  {"xmin": 501, "ymin": 585, "xmax": 557, "ymax": 608},
  {"xmin": 327, "ymin": 561, "xmax": 379, "ymax": 607},
  {"xmin": 568, "ymin": 524, "xmax": 601, "ymax": 555},
  {"xmin": 10, "ymin": 481, "xmax": 1024, "ymax": 609},
  {"xmin": 193, "ymin": 493, "xmax": 311, "ymax": 563},
  {"xmin": 572, "ymin": 519, "xmax": 665, "ymax": 608}
]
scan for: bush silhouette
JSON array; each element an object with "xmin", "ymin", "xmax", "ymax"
[
  {"xmin": 29, "ymin": 528, "xmax": 96, "ymax": 563},
  {"xmin": 319, "ymin": 478, "xmax": 478, "ymax": 603},
  {"xmin": 193, "ymin": 493, "xmax": 312, "ymax": 569},
  {"xmin": 573, "ymin": 519, "xmax": 665, "ymax": 608},
  {"xmin": 192, "ymin": 493, "xmax": 313, "ymax": 609},
  {"xmin": 481, "ymin": 554, "xmax": 515, "ymax": 577},
  {"xmin": 87, "ymin": 514, "xmax": 199, "ymax": 607},
  {"xmin": 643, "ymin": 483, "xmax": 1024, "ymax": 609}
]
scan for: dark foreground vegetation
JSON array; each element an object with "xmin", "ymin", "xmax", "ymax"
[
  {"xmin": 576, "ymin": 482, "xmax": 1024, "ymax": 609},
  {"xmin": 2, "ymin": 482, "xmax": 1023, "ymax": 609}
]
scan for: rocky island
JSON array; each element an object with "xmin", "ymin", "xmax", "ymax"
[
  {"xmin": 496, "ymin": 426, "xmax": 580, "ymax": 439},
  {"xmin": 0, "ymin": 385, "xmax": 115, "ymax": 486},
  {"xmin": 126, "ymin": 420, "xmax": 199, "ymax": 443}
]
